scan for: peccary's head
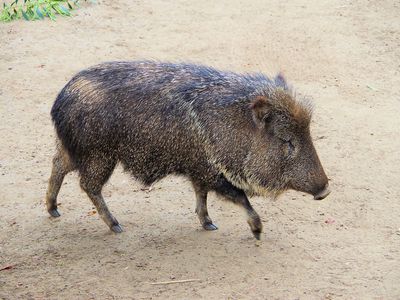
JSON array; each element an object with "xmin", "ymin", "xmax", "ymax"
[{"xmin": 244, "ymin": 75, "xmax": 330, "ymax": 200}]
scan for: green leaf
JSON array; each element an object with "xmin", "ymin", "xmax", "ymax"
[
  {"xmin": 35, "ymin": 6, "xmax": 44, "ymax": 19},
  {"xmin": 21, "ymin": 10, "xmax": 30, "ymax": 20},
  {"xmin": 52, "ymin": 3, "xmax": 69, "ymax": 16},
  {"xmin": 51, "ymin": 4, "xmax": 60, "ymax": 14},
  {"xmin": 58, "ymin": 4, "xmax": 70, "ymax": 15},
  {"xmin": 47, "ymin": 9, "xmax": 56, "ymax": 20},
  {"xmin": 1, "ymin": 0, "xmax": 88, "ymax": 22},
  {"xmin": 26, "ymin": 7, "xmax": 34, "ymax": 19},
  {"xmin": 12, "ymin": 8, "xmax": 19, "ymax": 19}
]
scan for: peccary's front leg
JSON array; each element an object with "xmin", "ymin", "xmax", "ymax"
[
  {"xmin": 192, "ymin": 183, "xmax": 218, "ymax": 231},
  {"xmin": 214, "ymin": 177, "xmax": 262, "ymax": 240}
]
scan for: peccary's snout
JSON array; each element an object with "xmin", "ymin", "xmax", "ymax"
[
  {"xmin": 313, "ymin": 183, "xmax": 330, "ymax": 200},
  {"xmin": 310, "ymin": 157, "xmax": 330, "ymax": 200},
  {"xmin": 288, "ymin": 137, "xmax": 330, "ymax": 200},
  {"xmin": 309, "ymin": 162, "xmax": 330, "ymax": 200}
]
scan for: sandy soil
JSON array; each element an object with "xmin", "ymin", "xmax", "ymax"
[{"xmin": 1, "ymin": 0, "xmax": 399, "ymax": 299}]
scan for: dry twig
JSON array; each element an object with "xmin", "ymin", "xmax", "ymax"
[{"xmin": 149, "ymin": 279, "xmax": 200, "ymax": 285}]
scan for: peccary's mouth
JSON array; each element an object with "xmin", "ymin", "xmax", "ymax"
[{"xmin": 313, "ymin": 184, "xmax": 331, "ymax": 200}]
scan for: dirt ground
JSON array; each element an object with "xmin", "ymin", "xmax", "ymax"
[{"xmin": 0, "ymin": 0, "xmax": 399, "ymax": 299}]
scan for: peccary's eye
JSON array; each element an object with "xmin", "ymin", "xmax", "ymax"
[
  {"xmin": 280, "ymin": 138, "xmax": 295, "ymax": 156},
  {"xmin": 287, "ymin": 140, "xmax": 295, "ymax": 155}
]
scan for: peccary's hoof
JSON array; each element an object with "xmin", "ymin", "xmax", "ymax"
[
  {"xmin": 111, "ymin": 224, "xmax": 123, "ymax": 233},
  {"xmin": 48, "ymin": 209, "xmax": 61, "ymax": 218},
  {"xmin": 252, "ymin": 230, "xmax": 261, "ymax": 240},
  {"xmin": 203, "ymin": 222, "xmax": 218, "ymax": 231}
]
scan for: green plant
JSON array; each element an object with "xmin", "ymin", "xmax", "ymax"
[{"xmin": 0, "ymin": 0, "xmax": 84, "ymax": 22}]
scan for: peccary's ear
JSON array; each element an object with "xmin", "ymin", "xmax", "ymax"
[
  {"xmin": 274, "ymin": 72, "xmax": 288, "ymax": 90},
  {"xmin": 250, "ymin": 96, "xmax": 272, "ymax": 127}
]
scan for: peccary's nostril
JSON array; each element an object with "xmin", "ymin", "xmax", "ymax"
[{"xmin": 313, "ymin": 183, "xmax": 330, "ymax": 200}]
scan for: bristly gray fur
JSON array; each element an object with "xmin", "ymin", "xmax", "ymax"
[
  {"xmin": 51, "ymin": 61, "xmax": 319, "ymax": 194},
  {"xmin": 47, "ymin": 60, "xmax": 329, "ymax": 236}
]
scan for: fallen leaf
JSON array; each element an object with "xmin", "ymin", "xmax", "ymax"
[{"xmin": 0, "ymin": 265, "xmax": 15, "ymax": 271}]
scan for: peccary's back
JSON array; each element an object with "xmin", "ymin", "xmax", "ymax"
[{"xmin": 51, "ymin": 61, "xmax": 272, "ymax": 184}]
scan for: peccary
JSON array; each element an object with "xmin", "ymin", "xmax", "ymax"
[{"xmin": 46, "ymin": 61, "xmax": 330, "ymax": 239}]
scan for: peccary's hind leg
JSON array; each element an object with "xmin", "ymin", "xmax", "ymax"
[
  {"xmin": 79, "ymin": 155, "xmax": 121, "ymax": 233},
  {"xmin": 214, "ymin": 177, "xmax": 262, "ymax": 240},
  {"xmin": 192, "ymin": 182, "xmax": 218, "ymax": 231},
  {"xmin": 46, "ymin": 143, "xmax": 75, "ymax": 217}
]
